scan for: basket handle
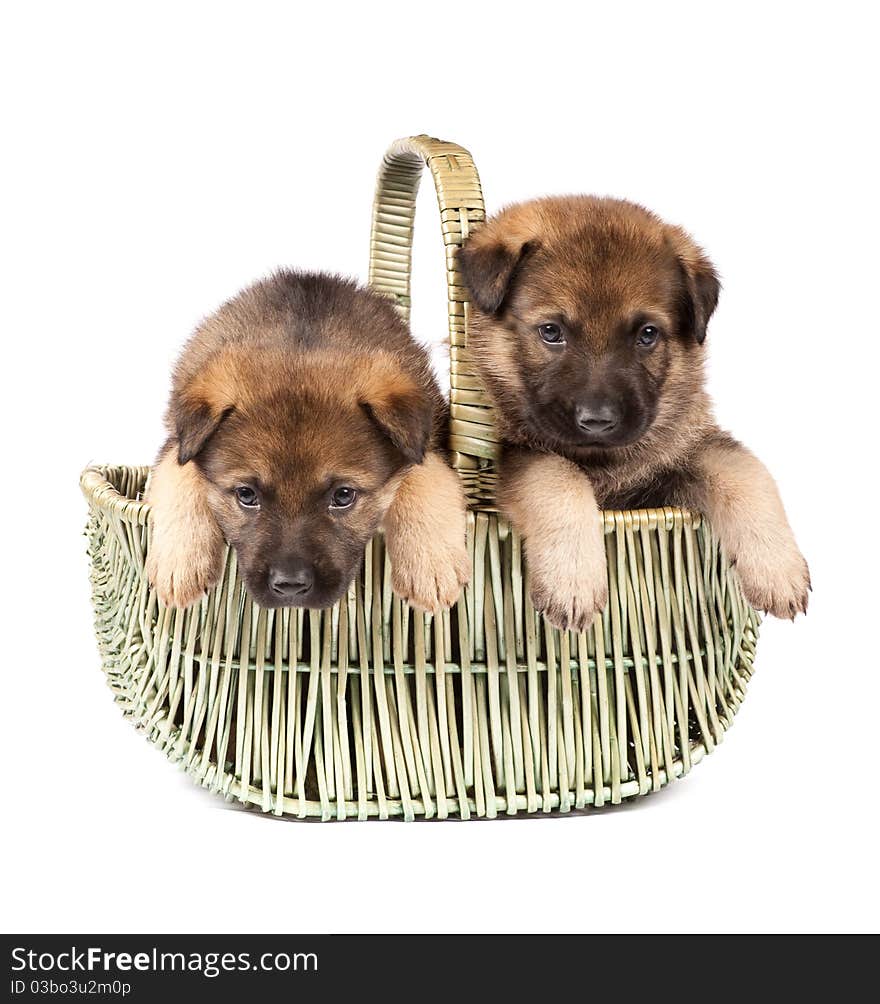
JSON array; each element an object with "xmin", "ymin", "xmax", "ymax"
[{"xmin": 368, "ymin": 135, "xmax": 498, "ymax": 506}]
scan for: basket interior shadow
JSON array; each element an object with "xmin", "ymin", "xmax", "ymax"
[{"xmin": 81, "ymin": 136, "xmax": 759, "ymax": 820}]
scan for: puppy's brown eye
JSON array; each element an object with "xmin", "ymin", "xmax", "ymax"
[
  {"xmin": 329, "ymin": 486, "xmax": 358, "ymax": 510},
  {"xmin": 538, "ymin": 322, "xmax": 564, "ymax": 344},
  {"xmin": 637, "ymin": 324, "xmax": 661, "ymax": 347},
  {"xmin": 235, "ymin": 485, "xmax": 260, "ymax": 510}
]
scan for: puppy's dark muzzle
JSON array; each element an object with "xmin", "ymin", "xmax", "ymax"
[
  {"xmin": 256, "ymin": 559, "xmax": 352, "ymax": 610},
  {"xmin": 574, "ymin": 403, "xmax": 620, "ymax": 437},
  {"xmin": 268, "ymin": 562, "xmax": 314, "ymax": 602}
]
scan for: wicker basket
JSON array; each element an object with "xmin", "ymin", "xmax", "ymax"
[{"xmin": 80, "ymin": 135, "xmax": 760, "ymax": 820}]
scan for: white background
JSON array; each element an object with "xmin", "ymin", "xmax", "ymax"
[{"xmin": 3, "ymin": 1, "xmax": 878, "ymax": 934}]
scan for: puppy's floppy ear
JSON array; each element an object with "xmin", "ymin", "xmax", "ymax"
[
  {"xmin": 174, "ymin": 398, "xmax": 234, "ymax": 464},
  {"xmin": 172, "ymin": 355, "xmax": 239, "ymax": 464},
  {"xmin": 362, "ymin": 373, "xmax": 434, "ymax": 466},
  {"xmin": 459, "ymin": 230, "xmax": 535, "ymax": 314},
  {"xmin": 169, "ymin": 351, "xmax": 241, "ymax": 463},
  {"xmin": 667, "ymin": 226, "xmax": 720, "ymax": 344}
]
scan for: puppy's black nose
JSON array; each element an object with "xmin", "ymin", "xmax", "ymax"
[
  {"xmin": 268, "ymin": 563, "xmax": 314, "ymax": 600},
  {"xmin": 575, "ymin": 404, "xmax": 619, "ymax": 435}
]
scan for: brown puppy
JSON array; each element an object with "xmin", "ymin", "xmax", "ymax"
[
  {"xmin": 459, "ymin": 196, "xmax": 808, "ymax": 630},
  {"xmin": 145, "ymin": 271, "xmax": 470, "ymax": 612}
]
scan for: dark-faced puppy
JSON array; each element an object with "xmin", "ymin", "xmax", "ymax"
[
  {"xmin": 460, "ymin": 197, "xmax": 808, "ymax": 629},
  {"xmin": 146, "ymin": 271, "xmax": 470, "ymax": 612}
]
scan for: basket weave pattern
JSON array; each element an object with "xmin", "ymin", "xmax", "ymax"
[{"xmin": 81, "ymin": 136, "xmax": 760, "ymax": 820}]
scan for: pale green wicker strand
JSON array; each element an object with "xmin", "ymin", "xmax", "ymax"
[{"xmin": 80, "ymin": 135, "xmax": 760, "ymax": 820}]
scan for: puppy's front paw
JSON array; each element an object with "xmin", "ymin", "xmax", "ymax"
[
  {"xmin": 527, "ymin": 527, "xmax": 608, "ymax": 633},
  {"xmin": 732, "ymin": 539, "xmax": 810, "ymax": 620},
  {"xmin": 145, "ymin": 451, "xmax": 226, "ymax": 610},
  {"xmin": 390, "ymin": 534, "xmax": 471, "ymax": 613},
  {"xmin": 384, "ymin": 451, "xmax": 471, "ymax": 613},
  {"xmin": 146, "ymin": 540, "xmax": 223, "ymax": 609}
]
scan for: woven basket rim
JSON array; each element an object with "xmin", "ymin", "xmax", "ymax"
[{"xmin": 79, "ymin": 463, "xmax": 703, "ymax": 531}]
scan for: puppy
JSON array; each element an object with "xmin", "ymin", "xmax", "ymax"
[
  {"xmin": 145, "ymin": 271, "xmax": 469, "ymax": 612},
  {"xmin": 459, "ymin": 196, "xmax": 809, "ymax": 630}
]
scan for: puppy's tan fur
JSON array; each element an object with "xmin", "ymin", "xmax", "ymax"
[
  {"xmin": 460, "ymin": 197, "xmax": 808, "ymax": 629},
  {"xmin": 383, "ymin": 452, "xmax": 471, "ymax": 610},
  {"xmin": 146, "ymin": 271, "xmax": 469, "ymax": 612},
  {"xmin": 694, "ymin": 439, "xmax": 808, "ymax": 619},
  {"xmin": 145, "ymin": 451, "xmax": 225, "ymax": 607},
  {"xmin": 501, "ymin": 450, "xmax": 608, "ymax": 631}
]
